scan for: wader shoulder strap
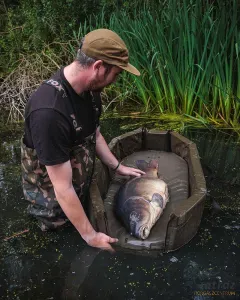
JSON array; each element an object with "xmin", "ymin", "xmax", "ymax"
[
  {"xmin": 43, "ymin": 78, "xmax": 83, "ymax": 143},
  {"xmin": 43, "ymin": 79, "xmax": 67, "ymax": 98}
]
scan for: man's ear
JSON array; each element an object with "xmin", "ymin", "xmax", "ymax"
[{"xmin": 92, "ymin": 60, "xmax": 103, "ymax": 72}]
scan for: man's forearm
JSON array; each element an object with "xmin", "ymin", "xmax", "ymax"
[
  {"xmin": 55, "ymin": 186, "xmax": 95, "ymax": 241},
  {"xmin": 96, "ymin": 132, "xmax": 119, "ymax": 169}
]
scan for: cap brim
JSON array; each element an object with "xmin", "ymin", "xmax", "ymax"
[{"xmin": 119, "ymin": 63, "xmax": 140, "ymax": 76}]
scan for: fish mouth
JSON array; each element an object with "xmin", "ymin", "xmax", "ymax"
[{"xmin": 138, "ymin": 226, "xmax": 150, "ymax": 240}]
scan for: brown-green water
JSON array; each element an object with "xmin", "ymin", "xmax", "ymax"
[{"xmin": 0, "ymin": 118, "xmax": 239, "ymax": 300}]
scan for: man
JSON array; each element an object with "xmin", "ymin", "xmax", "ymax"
[{"xmin": 21, "ymin": 28, "xmax": 144, "ymax": 252}]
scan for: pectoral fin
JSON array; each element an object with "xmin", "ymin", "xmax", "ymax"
[
  {"xmin": 151, "ymin": 193, "xmax": 164, "ymax": 208},
  {"xmin": 136, "ymin": 160, "xmax": 149, "ymax": 171}
]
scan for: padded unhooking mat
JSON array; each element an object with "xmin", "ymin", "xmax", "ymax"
[{"xmin": 104, "ymin": 150, "xmax": 189, "ymax": 251}]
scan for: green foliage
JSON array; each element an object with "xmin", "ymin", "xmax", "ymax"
[
  {"xmin": 0, "ymin": 0, "xmax": 240, "ymax": 127},
  {"xmin": 91, "ymin": 0, "xmax": 240, "ymax": 125},
  {"xmin": 0, "ymin": 0, "xmax": 167, "ymax": 75}
]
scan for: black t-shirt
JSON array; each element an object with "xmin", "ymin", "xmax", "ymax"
[{"xmin": 23, "ymin": 68, "xmax": 101, "ymax": 166}]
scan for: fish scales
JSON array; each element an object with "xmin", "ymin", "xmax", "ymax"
[{"xmin": 115, "ymin": 159, "xmax": 169, "ymax": 240}]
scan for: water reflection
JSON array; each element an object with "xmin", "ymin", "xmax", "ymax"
[
  {"xmin": 1, "ymin": 254, "xmax": 33, "ymax": 294},
  {"xmin": 63, "ymin": 247, "xmax": 101, "ymax": 300},
  {"xmin": 185, "ymin": 129, "xmax": 240, "ymax": 185}
]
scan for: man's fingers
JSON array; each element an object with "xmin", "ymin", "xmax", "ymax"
[
  {"xmin": 107, "ymin": 245, "xmax": 115, "ymax": 253},
  {"xmin": 108, "ymin": 237, "xmax": 118, "ymax": 243},
  {"xmin": 133, "ymin": 168, "xmax": 145, "ymax": 174},
  {"xmin": 102, "ymin": 243, "xmax": 115, "ymax": 253},
  {"xmin": 131, "ymin": 171, "xmax": 142, "ymax": 177},
  {"xmin": 104, "ymin": 236, "xmax": 118, "ymax": 253},
  {"xmin": 117, "ymin": 166, "xmax": 145, "ymax": 177},
  {"xmin": 132, "ymin": 169, "xmax": 145, "ymax": 175}
]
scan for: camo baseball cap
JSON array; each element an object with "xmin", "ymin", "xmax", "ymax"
[{"xmin": 81, "ymin": 28, "xmax": 140, "ymax": 76}]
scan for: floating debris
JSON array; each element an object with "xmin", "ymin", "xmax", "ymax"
[
  {"xmin": 224, "ymin": 225, "xmax": 240, "ymax": 230},
  {"xmin": 224, "ymin": 225, "xmax": 231, "ymax": 230},
  {"xmin": 3, "ymin": 229, "xmax": 29, "ymax": 241},
  {"xmin": 170, "ymin": 256, "xmax": 178, "ymax": 263}
]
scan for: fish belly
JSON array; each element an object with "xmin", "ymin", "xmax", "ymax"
[{"xmin": 116, "ymin": 177, "xmax": 169, "ymax": 238}]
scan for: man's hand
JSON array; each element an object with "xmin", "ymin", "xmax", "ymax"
[
  {"xmin": 116, "ymin": 164, "xmax": 145, "ymax": 177},
  {"xmin": 95, "ymin": 130, "xmax": 145, "ymax": 178},
  {"xmin": 83, "ymin": 231, "xmax": 118, "ymax": 253},
  {"xmin": 46, "ymin": 161, "xmax": 118, "ymax": 253}
]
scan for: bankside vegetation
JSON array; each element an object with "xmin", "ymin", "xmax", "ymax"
[{"xmin": 0, "ymin": 0, "xmax": 239, "ymax": 128}]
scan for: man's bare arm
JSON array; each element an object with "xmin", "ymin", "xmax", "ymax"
[{"xmin": 46, "ymin": 161, "xmax": 118, "ymax": 251}]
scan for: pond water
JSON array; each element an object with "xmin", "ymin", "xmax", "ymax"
[{"xmin": 0, "ymin": 120, "xmax": 239, "ymax": 300}]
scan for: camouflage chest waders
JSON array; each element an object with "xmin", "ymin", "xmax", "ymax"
[{"xmin": 21, "ymin": 79, "xmax": 99, "ymax": 230}]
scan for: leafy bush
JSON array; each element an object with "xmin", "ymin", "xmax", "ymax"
[{"xmin": 0, "ymin": 0, "xmax": 239, "ymax": 127}]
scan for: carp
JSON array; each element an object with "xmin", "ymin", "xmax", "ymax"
[{"xmin": 115, "ymin": 159, "xmax": 169, "ymax": 240}]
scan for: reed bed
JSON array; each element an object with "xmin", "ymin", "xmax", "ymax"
[{"xmin": 0, "ymin": 0, "xmax": 239, "ymax": 127}]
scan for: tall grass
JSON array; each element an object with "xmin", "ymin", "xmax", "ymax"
[
  {"xmin": 68, "ymin": 0, "xmax": 240, "ymax": 125},
  {"xmin": 1, "ymin": 0, "xmax": 239, "ymax": 127}
]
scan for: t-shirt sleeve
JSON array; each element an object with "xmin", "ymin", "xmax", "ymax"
[{"xmin": 29, "ymin": 108, "xmax": 73, "ymax": 166}]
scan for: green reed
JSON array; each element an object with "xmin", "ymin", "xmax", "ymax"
[
  {"xmin": 26, "ymin": 0, "xmax": 239, "ymax": 127},
  {"xmin": 86, "ymin": 0, "xmax": 239, "ymax": 126}
]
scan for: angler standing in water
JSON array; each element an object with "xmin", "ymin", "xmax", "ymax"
[{"xmin": 21, "ymin": 29, "xmax": 145, "ymax": 252}]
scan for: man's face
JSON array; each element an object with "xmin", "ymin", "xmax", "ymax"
[{"xmin": 88, "ymin": 63, "xmax": 122, "ymax": 92}]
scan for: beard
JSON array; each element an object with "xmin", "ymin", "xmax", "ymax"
[{"xmin": 87, "ymin": 79, "xmax": 105, "ymax": 92}]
